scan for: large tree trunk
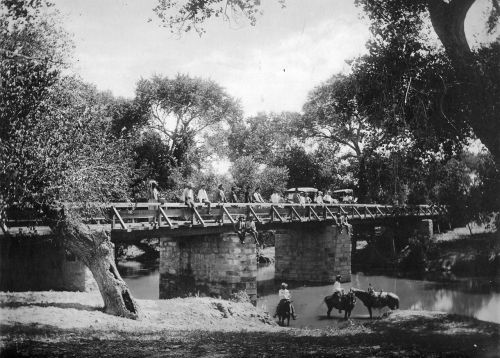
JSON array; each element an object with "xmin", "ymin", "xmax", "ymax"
[
  {"xmin": 53, "ymin": 210, "xmax": 141, "ymax": 319},
  {"xmin": 428, "ymin": 0, "xmax": 500, "ymax": 166}
]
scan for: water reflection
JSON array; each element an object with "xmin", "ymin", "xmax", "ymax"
[{"xmin": 117, "ymin": 260, "xmax": 500, "ymax": 327}]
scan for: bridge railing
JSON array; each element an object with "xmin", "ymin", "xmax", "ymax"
[
  {"xmin": 107, "ymin": 202, "xmax": 448, "ymax": 232},
  {"xmin": 0, "ymin": 202, "xmax": 448, "ymax": 235}
]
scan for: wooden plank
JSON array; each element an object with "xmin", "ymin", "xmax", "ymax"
[
  {"xmin": 365, "ymin": 206, "xmax": 375, "ymax": 219},
  {"xmin": 248, "ymin": 206, "xmax": 262, "ymax": 223},
  {"xmin": 352, "ymin": 207, "xmax": 362, "ymax": 218},
  {"xmin": 309, "ymin": 207, "xmax": 321, "ymax": 221},
  {"xmin": 112, "ymin": 206, "xmax": 127, "ymax": 230},
  {"xmin": 222, "ymin": 206, "xmax": 235, "ymax": 224},
  {"xmin": 324, "ymin": 206, "xmax": 335, "ymax": 220},
  {"xmin": 290, "ymin": 206, "xmax": 304, "ymax": 222},
  {"xmin": 159, "ymin": 207, "xmax": 173, "ymax": 228},
  {"xmin": 192, "ymin": 206, "xmax": 205, "ymax": 226},
  {"xmin": 271, "ymin": 206, "xmax": 284, "ymax": 222}
]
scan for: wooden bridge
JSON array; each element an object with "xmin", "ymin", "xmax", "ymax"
[
  {"xmin": 1, "ymin": 202, "xmax": 448, "ymax": 241},
  {"xmin": 0, "ymin": 202, "xmax": 448, "ymax": 301}
]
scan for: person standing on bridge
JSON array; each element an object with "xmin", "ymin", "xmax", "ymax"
[
  {"xmin": 229, "ymin": 186, "xmax": 239, "ymax": 203},
  {"xmin": 244, "ymin": 186, "xmax": 253, "ymax": 203},
  {"xmin": 215, "ymin": 184, "xmax": 226, "ymax": 203},
  {"xmin": 197, "ymin": 184, "xmax": 211, "ymax": 214},
  {"xmin": 181, "ymin": 183, "xmax": 196, "ymax": 224}
]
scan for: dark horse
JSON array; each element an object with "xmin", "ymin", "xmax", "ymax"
[
  {"xmin": 276, "ymin": 300, "xmax": 292, "ymax": 326},
  {"xmin": 324, "ymin": 290, "xmax": 356, "ymax": 319},
  {"xmin": 351, "ymin": 288, "xmax": 399, "ymax": 319}
]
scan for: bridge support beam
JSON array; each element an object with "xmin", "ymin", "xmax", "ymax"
[
  {"xmin": 275, "ymin": 224, "xmax": 351, "ymax": 283},
  {"xmin": 159, "ymin": 233, "xmax": 257, "ymax": 303}
]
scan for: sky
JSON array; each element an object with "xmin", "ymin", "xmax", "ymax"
[
  {"xmin": 53, "ymin": 0, "xmax": 371, "ymax": 116},
  {"xmin": 52, "ymin": 0, "xmax": 494, "ymax": 118}
]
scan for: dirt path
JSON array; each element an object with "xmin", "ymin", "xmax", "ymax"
[{"xmin": 1, "ymin": 292, "xmax": 499, "ymax": 357}]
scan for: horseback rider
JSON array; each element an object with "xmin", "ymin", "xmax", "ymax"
[
  {"xmin": 332, "ymin": 275, "xmax": 344, "ymax": 313},
  {"xmin": 332, "ymin": 275, "xmax": 344, "ymax": 297},
  {"xmin": 273, "ymin": 282, "xmax": 297, "ymax": 320}
]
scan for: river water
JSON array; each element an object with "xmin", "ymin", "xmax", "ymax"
[{"xmin": 117, "ymin": 260, "xmax": 500, "ymax": 328}]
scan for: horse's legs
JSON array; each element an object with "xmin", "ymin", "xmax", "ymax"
[
  {"xmin": 327, "ymin": 304, "xmax": 332, "ymax": 318},
  {"xmin": 368, "ymin": 306, "xmax": 373, "ymax": 319}
]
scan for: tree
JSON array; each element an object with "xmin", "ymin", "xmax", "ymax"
[
  {"xmin": 302, "ymin": 74, "xmax": 396, "ymax": 200},
  {"xmin": 226, "ymin": 112, "xmax": 301, "ymax": 164},
  {"xmin": 136, "ymin": 74, "xmax": 242, "ymax": 161},
  {"xmin": 0, "ymin": 1, "xmax": 140, "ymax": 319},
  {"xmin": 354, "ymin": 0, "xmax": 500, "ymax": 167},
  {"xmin": 153, "ymin": 0, "xmax": 500, "ymax": 168}
]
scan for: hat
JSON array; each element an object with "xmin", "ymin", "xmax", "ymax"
[
  {"xmin": 336, "ymin": 275, "xmax": 342, "ymax": 281},
  {"xmin": 281, "ymin": 282, "xmax": 288, "ymax": 288}
]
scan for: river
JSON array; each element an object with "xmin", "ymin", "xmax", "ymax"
[{"xmin": 117, "ymin": 260, "xmax": 500, "ymax": 328}]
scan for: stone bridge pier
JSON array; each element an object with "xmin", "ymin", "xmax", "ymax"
[
  {"xmin": 159, "ymin": 233, "xmax": 258, "ymax": 303},
  {"xmin": 275, "ymin": 223, "xmax": 352, "ymax": 283}
]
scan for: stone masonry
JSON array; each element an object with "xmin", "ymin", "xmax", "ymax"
[
  {"xmin": 0, "ymin": 237, "xmax": 97, "ymax": 292},
  {"xmin": 275, "ymin": 224, "xmax": 351, "ymax": 283},
  {"xmin": 159, "ymin": 232, "xmax": 257, "ymax": 303}
]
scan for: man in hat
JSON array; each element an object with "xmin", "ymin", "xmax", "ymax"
[
  {"xmin": 181, "ymin": 182, "xmax": 195, "ymax": 224},
  {"xmin": 332, "ymin": 275, "xmax": 344, "ymax": 313},
  {"xmin": 273, "ymin": 282, "xmax": 296, "ymax": 320},
  {"xmin": 245, "ymin": 216, "xmax": 259, "ymax": 246}
]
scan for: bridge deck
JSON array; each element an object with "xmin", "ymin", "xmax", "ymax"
[{"xmin": 1, "ymin": 202, "xmax": 447, "ymax": 241}]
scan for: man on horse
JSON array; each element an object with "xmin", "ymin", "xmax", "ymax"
[
  {"xmin": 273, "ymin": 283, "xmax": 297, "ymax": 320},
  {"xmin": 332, "ymin": 275, "xmax": 344, "ymax": 313}
]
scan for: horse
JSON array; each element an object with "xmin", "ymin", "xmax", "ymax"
[
  {"xmin": 324, "ymin": 289, "xmax": 356, "ymax": 319},
  {"xmin": 276, "ymin": 299, "xmax": 292, "ymax": 326},
  {"xmin": 351, "ymin": 288, "xmax": 399, "ymax": 319}
]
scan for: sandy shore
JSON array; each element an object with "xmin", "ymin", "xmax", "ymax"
[{"xmin": 1, "ymin": 291, "xmax": 499, "ymax": 357}]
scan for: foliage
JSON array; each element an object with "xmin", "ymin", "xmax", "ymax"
[
  {"xmin": 229, "ymin": 156, "xmax": 259, "ymax": 192},
  {"xmin": 256, "ymin": 166, "xmax": 289, "ymax": 199},
  {"xmin": 136, "ymin": 74, "xmax": 242, "ymax": 157},
  {"xmin": 1, "ymin": 1, "xmax": 132, "ymax": 215},
  {"xmin": 302, "ymin": 74, "xmax": 386, "ymax": 158},
  {"xmin": 353, "ymin": 0, "xmax": 500, "ymax": 166},
  {"xmin": 226, "ymin": 112, "xmax": 301, "ymax": 164}
]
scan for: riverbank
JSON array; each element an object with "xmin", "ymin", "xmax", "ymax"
[{"xmin": 1, "ymin": 291, "xmax": 499, "ymax": 357}]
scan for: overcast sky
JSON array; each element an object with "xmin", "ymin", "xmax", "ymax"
[{"xmin": 53, "ymin": 0, "xmax": 494, "ymax": 118}]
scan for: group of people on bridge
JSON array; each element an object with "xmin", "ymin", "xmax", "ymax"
[{"xmin": 148, "ymin": 181, "xmax": 351, "ymax": 207}]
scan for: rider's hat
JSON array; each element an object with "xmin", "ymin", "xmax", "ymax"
[
  {"xmin": 336, "ymin": 275, "xmax": 342, "ymax": 281},
  {"xmin": 281, "ymin": 282, "xmax": 288, "ymax": 288}
]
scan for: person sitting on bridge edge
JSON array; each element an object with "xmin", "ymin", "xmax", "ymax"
[
  {"xmin": 197, "ymin": 184, "xmax": 211, "ymax": 214},
  {"xmin": 234, "ymin": 216, "xmax": 246, "ymax": 243},
  {"xmin": 245, "ymin": 216, "xmax": 259, "ymax": 246},
  {"xmin": 323, "ymin": 190, "xmax": 334, "ymax": 204},
  {"xmin": 273, "ymin": 283, "xmax": 297, "ymax": 320},
  {"xmin": 270, "ymin": 189, "xmax": 281, "ymax": 204},
  {"xmin": 253, "ymin": 187, "xmax": 265, "ymax": 203},
  {"xmin": 315, "ymin": 191, "xmax": 324, "ymax": 204}
]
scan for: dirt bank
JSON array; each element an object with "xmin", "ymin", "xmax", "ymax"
[{"xmin": 1, "ymin": 291, "xmax": 499, "ymax": 357}]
